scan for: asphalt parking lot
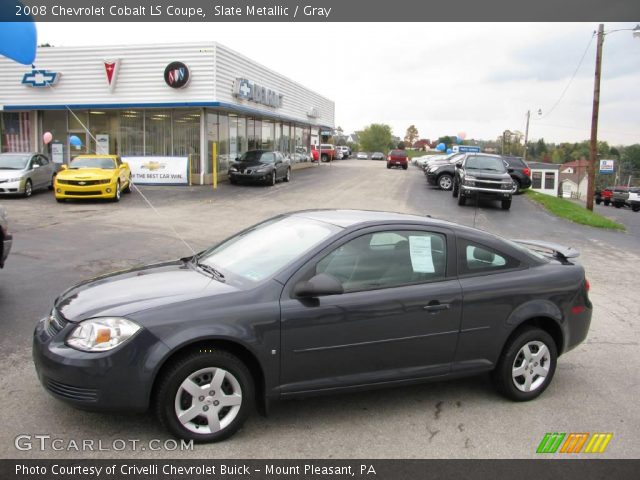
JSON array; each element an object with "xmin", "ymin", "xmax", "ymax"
[{"xmin": 1, "ymin": 159, "xmax": 638, "ymax": 459}]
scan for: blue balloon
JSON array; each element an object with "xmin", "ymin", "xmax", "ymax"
[
  {"xmin": 446, "ymin": 148, "xmax": 453, "ymax": 154},
  {"xmin": 0, "ymin": 2, "xmax": 37, "ymax": 65},
  {"xmin": 69, "ymin": 135, "xmax": 82, "ymax": 147},
  {"xmin": 436, "ymin": 143, "xmax": 446, "ymax": 152}
]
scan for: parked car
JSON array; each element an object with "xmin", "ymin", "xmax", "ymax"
[
  {"xmin": 627, "ymin": 188, "xmax": 640, "ymax": 212},
  {"xmin": 611, "ymin": 186, "xmax": 640, "ymax": 211},
  {"xmin": 311, "ymin": 144, "xmax": 336, "ymax": 162},
  {"xmin": 452, "ymin": 153, "xmax": 514, "ymax": 210},
  {"xmin": 595, "ymin": 187, "xmax": 613, "ymax": 206},
  {"xmin": 356, "ymin": 152, "xmax": 369, "ymax": 160},
  {"xmin": 33, "ymin": 209, "xmax": 592, "ymax": 442},
  {"xmin": 371, "ymin": 152, "xmax": 385, "ymax": 160},
  {"xmin": 425, "ymin": 155, "xmax": 466, "ymax": 190},
  {"xmin": 502, "ymin": 156, "xmax": 532, "ymax": 194},
  {"xmin": 337, "ymin": 146, "xmax": 350, "ymax": 159},
  {"xmin": 229, "ymin": 150, "xmax": 291, "ymax": 186},
  {"xmin": 417, "ymin": 154, "xmax": 446, "ymax": 170},
  {"xmin": 54, "ymin": 155, "xmax": 131, "ymax": 203},
  {"xmin": 0, "ymin": 205, "xmax": 12, "ymax": 269},
  {"xmin": 0, "ymin": 152, "xmax": 57, "ymax": 197},
  {"xmin": 386, "ymin": 150, "xmax": 408, "ymax": 170}
]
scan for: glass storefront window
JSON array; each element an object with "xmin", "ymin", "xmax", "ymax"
[
  {"xmin": 119, "ymin": 110, "xmax": 144, "ymax": 156},
  {"xmin": 247, "ymin": 118, "xmax": 256, "ymax": 150},
  {"xmin": 68, "ymin": 111, "xmax": 88, "ymax": 131},
  {"xmin": 89, "ymin": 110, "xmax": 119, "ymax": 156},
  {"xmin": 41, "ymin": 111, "xmax": 67, "ymax": 161},
  {"xmin": 218, "ymin": 114, "xmax": 229, "ymax": 172},
  {"xmin": 253, "ymin": 120, "xmax": 261, "ymax": 150},
  {"xmin": 206, "ymin": 111, "xmax": 218, "ymax": 175},
  {"xmin": 145, "ymin": 110, "xmax": 171, "ymax": 156},
  {"xmin": 0, "ymin": 112, "xmax": 32, "ymax": 153},
  {"xmin": 261, "ymin": 120, "xmax": 274, "ymax": 150},
  {"xmin": 173, "ymin": 109, "xmax": 200, "ymax": 157},
  {"xmin": 237, "ymin": 116, "xmax": 247, "ymax": 155}
]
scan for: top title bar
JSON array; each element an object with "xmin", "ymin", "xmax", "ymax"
[{"xmin": 2, "ymin": 0, "xmax": 639, "ymax": 22}]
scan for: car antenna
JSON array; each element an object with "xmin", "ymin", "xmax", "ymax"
[{"xmin": 39, "ymin": 70, "xmax": 196, "ymax": 255}]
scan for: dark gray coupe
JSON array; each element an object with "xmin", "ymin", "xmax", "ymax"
[{"xmin": 33, "ymin": 210, "xmax": 591, "ymax": 442}]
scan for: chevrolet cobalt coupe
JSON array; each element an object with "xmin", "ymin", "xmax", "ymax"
[{"xmin": 33, "ymin": 210, "xmax": 591, "ymax": 442}]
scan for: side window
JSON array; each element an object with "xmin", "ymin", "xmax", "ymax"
[
  {"xmin": 315, "ymin": 230, "xmax": 447, "ymax": 292},
  {"xmin": 459, "ymin": 240, "xmax": 519, "ymax": 275},
  {"xmin": 32, "ymin": 156, "xmax": 43, "ymax": 167},
  {"xmin": 39, "ymin": 155, "xmax": 49, "ymax": 166}
]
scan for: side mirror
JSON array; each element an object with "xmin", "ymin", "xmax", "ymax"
[
  {"xmin": 293, "ymin": 273, "xmax": 344, "ymax": 298},
  {"xmin": 60, "ymin": 165, "xmax": 68, "ymax": 170},
  {"xmin": 235, "ymin": 157, "xmax": 240, "ymax": 161},
  {"xmin": 33, "ymin": 164, "xmax": 40, "ymax": 169},
  {"xmin": 455, "ymin": 161, "xmax": 463, "ymax": 169}
]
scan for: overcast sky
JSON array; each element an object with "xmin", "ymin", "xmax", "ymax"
[{"xmin": 36, "ymin": 22, "xmax": 640, "ymax": 146}]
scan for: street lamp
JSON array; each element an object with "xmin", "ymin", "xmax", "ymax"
[{"xmin": 586, "ymin": 24, "xmax": 640, "ymax": 211}]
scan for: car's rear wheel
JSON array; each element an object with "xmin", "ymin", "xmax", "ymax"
[
  {"xmin": 113, "ymin": 180, "xmax": 121, "ymax": 202},
  {"xmin": 284, "ymin": 168, "xmax": 291, "ymax": 182},
  {"xmin": 321, "ymin": 154, "xmax": 328, "ymax": 162},
  {"xmin": 24, "ymin": 179, "xmax": 33, "ymax": 198},
  {"xmin": 510, "ymin": 179, "xmax": 521, "ymax": 194},
  {"xmin": 457, "ymin": 192, "xmax": 465, "ymax": 206},
  {"xmin": 501, "ymin": 199, "xmax": 512, "ymax": 210},
  {"xmin": 492, "ymin": 327, "xmax": 557, "ymax": 401},
  {"xmin": 438, "ymin": 174, "xmax": 453, "ymax": 191},
  {"xmin": 49, "ymin": 175, "xmax": 55, "ymax": 190},
  {"xmin": 155, "ymin": 350, "xmax": 254, "ymax": 442}
]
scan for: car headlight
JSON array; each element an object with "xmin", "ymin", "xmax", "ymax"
[
  {"xmin": 428, "ymin": 166, "xmax": 437, "ymax": 173},
  {"xmin": 463, "ymin": 176, "xmax": 476, "ymax": 187},
  {"xmin": 66, "ymin": 317, "xmax": 141, "ymax": 352},
  {"xmin": 6, "ymin": 177, "xmax": 22, "ymax": 183},
  {"xmin": 229, "ymin": 167, "xmax": 238, "ymax": 172},
  {"xmin": 501, "ymin": 182, "xmax": 513, "ymax": 190}
]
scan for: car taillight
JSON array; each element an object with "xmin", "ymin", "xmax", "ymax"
[
  {"xmin": 387, "ymin": 156, "xmax": 391, "ymax": 161},
  {"xmin": 523, "ymin": 168, "xmax": 531, "ymax": 177},
  {"xmin": 585, "ymin": 278, "xmax": 590, "ymax": 292}
]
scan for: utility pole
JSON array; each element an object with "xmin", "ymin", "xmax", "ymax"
[
  {"xmin": 523, "ymin": 110, "xmax": 530, "ymax": 162},
  {"xmin": 587, "ymin": 24, "xmax": 604, "ymax": 212}
]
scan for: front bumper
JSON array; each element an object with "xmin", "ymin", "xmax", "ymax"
[
  {"xmin": 425, "ymin": 172, "xmax": 439, "ymax": 185},
  {"xmin": 32, "ymin": 314, "xmax": 170, "ymax": 412},
  {"xmin": 54, "ymin": 180, "xmax": 116, "ymax": 199},
  {"xmin": 229, "ymin": 171, "xmax": 272, "ymax": 183},
  {"xmin": 1, "ymin": 234, "xmax": 12, "ymax": 268},
  {"xmin": 0, "ymin": 179, "xmax": 25, "ymax": 195},
  {"xmin": 461, "ymin": 185, "xmax": 512, "ymax": 199}
]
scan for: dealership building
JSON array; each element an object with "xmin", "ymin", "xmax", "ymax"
[{"xmin": 0, "ymin": 42, "xmax": 335, "ymax": 183}]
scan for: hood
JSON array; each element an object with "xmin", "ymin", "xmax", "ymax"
[
  {"xmin": 469, "ymin": 169, "xmax": 511, "ymax": 181},
  {"xmin": 56, "ymin": 260, "xmax": 240, "ymax": 322},
  {"xmin": 57, "ymin": 168, "xmax": 114, "ymax": 180},
  {"xmin": 234, "ymin": 160, "xmax": 271, "ymax": 168},
  {"xmin": 0, "ymin": 169, "xmax": 26, "ymax": 180}
]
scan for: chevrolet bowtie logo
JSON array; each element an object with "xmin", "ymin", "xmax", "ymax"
[{"xmin": 22, "ymin": 70, "xmax": 60, "ymax": 87}]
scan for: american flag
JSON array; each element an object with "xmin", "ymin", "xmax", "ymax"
[{"xmin": 2, "ymin": 112, "xmax": 31, "ymax": 152}]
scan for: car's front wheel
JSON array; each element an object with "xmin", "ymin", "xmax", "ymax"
[
  {"xmin": 501, "ymin": 199, "xmax": 512, "ymax": 210},
  {"xmin": 457, "ymin": 192, "xmax": 465, "ymax": 206},
  {"xmin": 24, "ymin": 179, "xmax": 33, "ymax": 198},
  {"xmin": 452, "ymin": 181, "xmax": 459, "ymax": 198},
  {"xmin": 123, "ymin": 176, "xmax": 132, "ymax": 193},
  {"xmin": 438, "ymin": 174, "xmax": 453, "ymax": 191},
  {"xmin": 155, "ymin": 350, "xmax": 254, "ymax": 442},
  {"xmin": 492, "ymin": 327, "xmax": 557, "ymax": 401},
  {"xmin": 112, "ymin": 180, "xmax": 121, "ymax": 202}
]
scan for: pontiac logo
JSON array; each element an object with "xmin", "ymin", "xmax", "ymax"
[
  {"xmin": 103, "ymin": 59, "xmax": 120, "ymax": 92},
  {"xmin": 164, "ymin": 61, "xmax": 190, "ymax": 89}
]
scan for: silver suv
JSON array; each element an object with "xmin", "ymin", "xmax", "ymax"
[{"xmin": 0, "ymin": 205, "xmax": 12, "ymax": 269}]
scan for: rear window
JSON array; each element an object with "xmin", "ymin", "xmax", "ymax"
[
  {"xmin": 389, "ymin": 150, "xmax": 408, "ymax": 157},
  {"xmin": 504, "ymin": 157, "xmax": 527, "ymax": 168}
]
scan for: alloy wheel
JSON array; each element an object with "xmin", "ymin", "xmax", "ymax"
[
  {"xmin": 439, "ymin": 175, "xmax": 452, "ymax": 190},
  {"xmin": 24, "ymin": 180, "xmax": 32, "ymax": 197},
  {"xmin": 511, "ymin": 341, "xmax": 551, "ymax": 392},
  {"xmin": 174, "ymin": 367, "xmax": 243, "ymax": 435}
]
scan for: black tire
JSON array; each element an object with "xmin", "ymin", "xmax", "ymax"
[
  {"xmin": 386, "ymin": 164, "xmax": 391, "ymax": 169},
  {"xmin": 632, "ymin": 205, "xmax": 640, "ymax": 212},
  {"xmin": 438, "ymin": 174, "xmax": 453, "ymax": 191},
  {"xmin": 511, "ymin": 179, "xmax": 521, "ymax": 195},
  {"xmin": 284, "ymin": 168, "xmax": 291, "ymax": 182},
  {"xmin": 457, "ymin": 192, "xmax": 466, "ymax": 206},
  {"xmin": 155, "ymin": 350, "xmax": 254, "ymax": 442},
  {"xmin": 452, "ymin": 182, "xmax": 459, "ymax": 198},
  {"xmin": 321, "ymin": 154, "xmax": 328, "ymax": 162},
  {"xmin": 112, "ymin": 180, "xmax": 121, "ymax": 202},
  {"xmin": 48, "ymin": 175, "xmax": 55, "ymax": 190},
  {"xmin": 614, "ymin": 202, "xmax": 622, "ymax": 208},
  {"xmin": 501, "ymin": 199, "xmax": 512, "ymax": 210},
  {"xmin": 492, "ymin": 327, "xmax": 557, "ymax": 401},
  {"xmin": 402, "ymin": 165, "xmax": 408, "ymax": 170},
  {"xmin": 56, "ymin": 198, "xmax": 65, "ymax": 203},
  {"xmin": 268, "ymin": 172, "xmax": 276, "ymax": 186},
  {"xmin": 604, "ymin": 200, "xmax": 610, "ymax": 206},
  {"xmin": 123, "ymin": 176, "xmax": 132, "ymax": 193},
  {"xmin": 595, "ymin": 198, "xmax": 601, "ymax": 205},
  {"xmin": 24, "ymin": 179, "xmax": 33, "ymax": 198}
]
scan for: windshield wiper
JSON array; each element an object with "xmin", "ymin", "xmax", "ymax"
[{"xmin": 191, "ymin": 257, "xmax": 225, "ymax": 282}]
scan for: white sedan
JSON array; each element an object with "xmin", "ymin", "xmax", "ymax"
[{"xmin": 356, "ymin": 152, "xmax": 369, "ymax": 160}]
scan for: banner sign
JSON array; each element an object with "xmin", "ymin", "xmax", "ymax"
[
  {"xmin": 123, "ymin": 156, "xmax": 188, "ymax": 185},
  {"xmin": 599, "ymin": 159, "xmax": 614, "ymax": 174}
]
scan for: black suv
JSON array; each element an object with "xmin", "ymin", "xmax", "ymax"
[
  {"xmin": 452, "ymin": 154, "xmax": 514, "ymax": 210},
  {"xmin": 502, "ymin": 156, "xmax": 532, "ymax": 194}
]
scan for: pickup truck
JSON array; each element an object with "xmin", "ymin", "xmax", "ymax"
[
  {"xmin": 595, "ymin": 187, "xmax": 613, "ymax": 206},
  {"xmin": 311, "ymin": 144, "xmax": 336, "ymax": 162}
]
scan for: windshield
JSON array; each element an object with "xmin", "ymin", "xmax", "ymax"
[
  {"xmin": 0, "ymin": 154, "xmax": 30, "ymax": 170},
  {"xmin": 466, "ymin": 156, "xmax": 506, "ymax": 172},
  {"xmin": 200, "ymin": 216, "xmax": 340, "ymax": 283},
  {"xmin": 70, "ymin": 157, "xmax": 116, "ymax": 169},
  {"xmin": 239, "ymin": 151, "xmax": 276, "ymax": 164}
]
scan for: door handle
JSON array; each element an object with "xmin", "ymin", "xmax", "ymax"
[{"xmin": 423, "ymin": 303, "xmax": 450, "ymax": 312}]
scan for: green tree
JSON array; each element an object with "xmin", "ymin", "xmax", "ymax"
[
  {"xmin": 404, "ymin": 125, "xmax": 419, "ymax": 146},
  {"xmin": 621, "ymin": 144, "xmax": 640, "ymax": 169},
  {"xmin": 359, "ymin": 124, "xmax": 393, "ymax": 153}
]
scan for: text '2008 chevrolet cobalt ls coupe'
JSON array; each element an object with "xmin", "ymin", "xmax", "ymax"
[{"xmin": 33, "ymin": 210, "xmax": 592, "ymax": 442}]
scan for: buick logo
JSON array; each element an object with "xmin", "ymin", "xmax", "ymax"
[{"xmin": 164, "ymin": 61, "xmax": 190, "ymax": 89}]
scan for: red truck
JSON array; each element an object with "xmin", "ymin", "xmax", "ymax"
[{"xmin": 311, "ymin": 144, "xmax": 336, "ymax": 162}]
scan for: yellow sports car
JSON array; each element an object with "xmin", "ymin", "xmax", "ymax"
[{"xmin": 54, "ymin": 155, "xmax": 132, "ymax": 203}]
